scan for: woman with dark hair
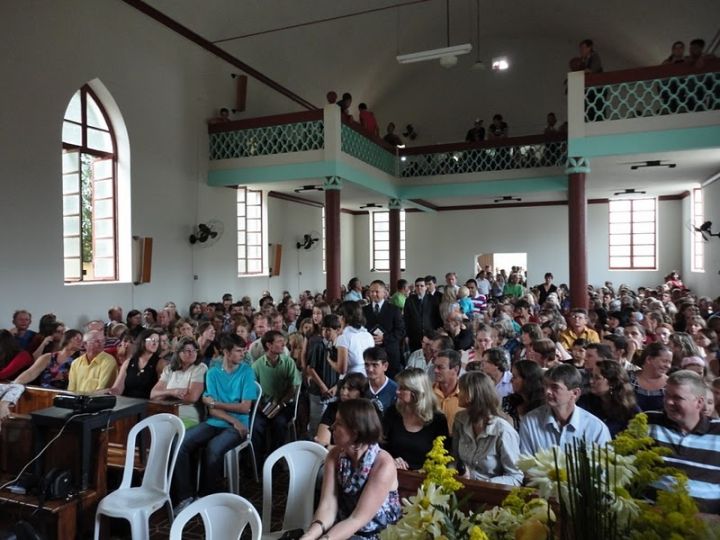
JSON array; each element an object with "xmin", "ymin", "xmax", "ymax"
[
  {"xmin": 528, "ymin": 338, "xmax": 558, "ymax": 369},
  {"xmin": 28, "ymin": 314, "xmax": 64, "ymax": 359},
  {"xmin": 188, "ymin": 302, "xmax": 203, "ymax": 322},
  {"xmin": 14, "ymin": 329, "xmax": 83, "ymax": 389},
  {"xmin": 196, "ymin": 321, "xmax": 218, "ymax": 366},
  {"xmin": 301, "ymin": 398, "xmax": 401, "ymax": 540},
  {"xmin": 631, "ymin": 342, "xmax": 672, "ymax": 412},
  {"xmin": 126, "ymin": 309, "xmax": 143, "ymax": 338},
  {"xmin": 578, "ymin": 360, "xmax": 640, "ymax": 437},
  {"xmin": 382, "ymin": 368, "xmax": 448, "ymax": 470},
  {"xmin": 670, "ymin": 331, "xmax": 701, "ymax": 368},
  {"xmin": 106, "ymin": 328, "xmax": 166, "ymax": 398},
  {"xmin": 315, "ymin": 372, "xmax": 369, "ymax": 448},
  {"xmin": 515, "ymin": 323, "xmax": 543, "ymax": 362},
  {"xmin": 502, "ymin": 360, "xmax": 545, "ymax": 430},
  {"xmin": 0, "ymin": 330, "xmax": 33, "ymax": 380},
  {"xmin": 150, "ymin": 336, "xmax": 207, "ymax": 426},
  {"xmin": 452, "ymin": 371, "xmax": 522, "ymax": 485},
  {"xmin": 336, "ymin": 301, "xmax": 374, "ymax": 376}
]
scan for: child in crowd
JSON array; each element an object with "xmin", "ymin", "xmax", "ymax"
[{"xmin": 457, "ymin": 286, "xmax": 474, "ymax": 320}]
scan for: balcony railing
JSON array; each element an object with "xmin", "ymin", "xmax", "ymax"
[
  {"xmin": 208, "ymin": 110, "xmax": 324, "ymax": 159},
  {"xmin": 340, "ymin": 120, "xmax": 397, "ymax": 175},
  {"xmin": 398, "ymin": 135, "xmax": 567, "ymax": 177},
  {"xmin": 584, "ymin": 62, "xmax": 720, "ymax": 122}
]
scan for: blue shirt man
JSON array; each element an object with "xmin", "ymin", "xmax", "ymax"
[
  {"xmin": 173, "ymin": 334, "xmax": 258, "ymax": 508},
  {"xmin": 519, "ymin": 364, "xmax": 610, "ymax": 455}
]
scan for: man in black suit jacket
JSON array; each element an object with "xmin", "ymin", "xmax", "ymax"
[
  {"xmin": 364, "ymin": 280, "xmax": 406, "ymax": 378},
  {"xmin": 404, "ymin": 277, "xmax": 442, "ymax": 353}
]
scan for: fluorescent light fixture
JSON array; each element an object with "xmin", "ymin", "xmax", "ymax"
[
  {"xmin": 492, "ymin": 57, "xmax": 509, "ymax": 71},
  {"xmin": 397, "ymin": 43, "xmax": 472, "ymax": 64}
]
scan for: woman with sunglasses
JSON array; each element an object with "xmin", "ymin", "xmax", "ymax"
[{"xmin": 106, "ymin": 328, "xmax": 166, "ymax": 398}]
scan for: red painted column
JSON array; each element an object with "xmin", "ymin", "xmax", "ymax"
[
  {"xmin": 567, "ymin": 158, "xmax": 589, "ymax": 310},
  {"xmin": 389, "ymin": 200, "xmax": 401, "ymax": 293},
  {"xmin": 324, "ymin": 177, "xmax": 342, "ymax": 302}
]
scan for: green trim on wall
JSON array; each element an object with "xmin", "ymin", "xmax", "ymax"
[
  {"xmin": 208, "ymin": 161, "xmax": 337, "ymax": 186},
  {"xmin": 397, "ymin": 176, "xmax": 568, "ymax": 198},
  {"xmin": 569, "ymin": 125, "xmax": 720, "ymax": 157}
]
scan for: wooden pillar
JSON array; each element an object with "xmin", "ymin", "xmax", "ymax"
[
  {"xmin": 388, "ymin": 199, "xmax": 402, "ymax": 293},
  {"xmin": 324, "ymin": 176, "xmax": 342, "ymax": 302},
  {"xmin": 566, "ymin": 158, "xmax": 590, "ymax": 310}
]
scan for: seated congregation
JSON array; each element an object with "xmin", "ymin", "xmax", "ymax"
[{"xmin": 1, "ymin": 270, "xmax": 719, "ymax": 538}]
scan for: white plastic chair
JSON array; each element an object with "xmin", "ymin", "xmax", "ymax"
[
  {"xmin": 287, "ymin": 383, "xmax": 303, "ymax": 442},
  {"xmin": 224, "ymin": 381, "xmax": 263, "ymax": 491},
  {"xmin": 261, "ymin": 440, "xmax": 328, "ymax": 539},
  {"xmin": 170, "ymin": 492, "xmax": 262, "ymax": 540},
  {"xmin": 93, "ymin": 413, "xmax": 185, "ymax": 540}
]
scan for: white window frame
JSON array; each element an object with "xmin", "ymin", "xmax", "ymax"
[
  {"xmin": 608, "ymin": 198, "xmax": 657, "ymax": 270},
  {"xmin": 691, "ymin": 187, "xmax": 705, "ymax": 272},
  {"xmin": 370, "ymin": 210, "xmax": 406, "ymax": 272},
  {"xmin": 237, "ymin": 187, "xmax": 267, "ymax": 276}
]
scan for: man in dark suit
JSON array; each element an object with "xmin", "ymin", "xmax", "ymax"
[
  {"xmin": 363, "ymin": 280, "xmax": 405, "ymax": 378},
  {"xmin": 404, "ymin": 277, "xmax": 442, "ymax": 354}
]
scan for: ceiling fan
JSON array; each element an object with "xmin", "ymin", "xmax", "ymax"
[
  {"xmin": 493, "ymin": 196, "xmax": 522, "ymax": 203},
  {"xmin": 360, "ymin": 203, "xmax": 384, "ymax": 209},
  {"xmin": 294, "ymin": 185, "xmax": 324, "ymax": 193},
  {"xmin": 613, "ymin": 188, "xmax": 647, "ymax": 197},
  {"xmin": 622, "ymin": 160, "xmax": 676, "ymax": 170}
]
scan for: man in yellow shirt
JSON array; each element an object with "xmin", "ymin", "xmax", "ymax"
[
  {"xmin": 559, "ymin": 308, "xmax": 600, "ymax": 350},
  {"xmin": 67, "ymin": 330, "xmax": 118, "ymax": 393},
  {"xmin": 432, "ymin": 349, "xmax": 463, "ymax": 431}
]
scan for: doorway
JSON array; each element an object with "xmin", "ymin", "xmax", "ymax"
[{"xmin": 474, "ymin": 253, "xmax": 527, "ymax": 279}]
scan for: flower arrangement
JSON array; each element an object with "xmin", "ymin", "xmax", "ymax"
[{"xmin": 382, "ymin": 414, "xmax": 718, "ymax": 540}]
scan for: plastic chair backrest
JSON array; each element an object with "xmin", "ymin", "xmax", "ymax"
[
  {"xmin": 290, "ymin": 383, "xmax": 301, "ymax": 423},
  {"xmin": 119, "ymin": 413, "xmax": 185, "ymax": 493},
  {"xmin": 170, "ymin": 493, "xmax": 261, "ymax": 540},
  {"xmin": 248, "ymin": 381, "xmax": 262, "ymax": 436},
  {"xmin": 262, "ymin": 441, "xmax": 328, "ymax": 533}
]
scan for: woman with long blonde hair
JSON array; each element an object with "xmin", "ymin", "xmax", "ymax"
[{"xmin": 381, "ymin": 368, "xmax": 448, "ymax": 470}]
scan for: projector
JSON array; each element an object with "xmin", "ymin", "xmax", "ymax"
[{"xmin": 53, "ymin": 394, "xmax": 117, "ymax": 413}]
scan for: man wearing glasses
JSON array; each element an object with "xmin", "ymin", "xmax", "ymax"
[
  {"xmin": 559, "ymin": 308, "xmax": 600, "ymax": 350},
  {"xmin": 67, "ymin": 329, "xmax": 117, "ymax": 393}
]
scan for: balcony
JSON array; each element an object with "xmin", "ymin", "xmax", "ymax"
[{"xmin": 568, "ymin": 61, "xmax": 720, "ymax": 157}]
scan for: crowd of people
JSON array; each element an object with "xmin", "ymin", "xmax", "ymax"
[{"xmin": 1, "ymin": 268, "xmax": 719, "ymax": 537}]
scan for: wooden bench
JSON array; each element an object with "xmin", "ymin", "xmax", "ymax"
[{"xmin": 397, "ymin": 469, "xmax": 517, "ymax": 510}]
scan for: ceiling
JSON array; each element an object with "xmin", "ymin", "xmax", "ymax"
[{"xmin": 142, "ymin": 0, "xmax": 720, "ymax": 206}]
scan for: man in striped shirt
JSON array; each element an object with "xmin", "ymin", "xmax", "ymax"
[{"xmin": 647, "ymin": 370, "xmax": 720, "ymax": 514}]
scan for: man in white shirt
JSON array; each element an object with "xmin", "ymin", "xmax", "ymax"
[{"xmin": 475, "ymin": 271, "xmax": 492, "ymax": 297}]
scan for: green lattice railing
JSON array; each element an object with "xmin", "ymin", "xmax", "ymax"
[
  {"xmin": 585, "ymin": 68, "xmax": 720, "ymax": 122},
  {"xmin": 341, "ymin": 124, "xmax": 397, "ymax": 175},
  {"xmin": 209, "ymin": 119, "xmax": 324, "ymax": 159},
  {"xmin": 399, "ymin": 139, "xmax": 567, "ymax": 177}
]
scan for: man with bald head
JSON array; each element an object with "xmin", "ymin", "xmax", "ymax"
[{"xmin": 67, "ymin": 330, "xmax": 118, "ymax": 393}]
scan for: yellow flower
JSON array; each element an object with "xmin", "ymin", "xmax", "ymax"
[
  {"xmin": 522, "ymin": 498, "xmax": 555, "ymax": 524},
  {"xmin": 515, "ymin": 519, "xmax": 549, "ymax": 540},
  {"xmin": 468, "ymin": 525, "xmax": 489, "ymax": 540}
]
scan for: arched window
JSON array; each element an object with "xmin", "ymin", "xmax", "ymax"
[{"xmin": 62, "ymin": 85, "xmax": 118, "ymax": 282}]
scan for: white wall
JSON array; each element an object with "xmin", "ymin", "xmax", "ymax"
[
  {"xmin": 348, "ymin": 200, "xmax": 686, "ymax": 292},
  {"xmin": 587, "ymin": 199, "xmax": 683, "ymax": 288},
  {"xmin": 351, "ymin": 205, "xmax": 570, "ymax": 287},
  {"xmin": 688, "ymin": 181, "xmax": 720, "ymax": 297}
]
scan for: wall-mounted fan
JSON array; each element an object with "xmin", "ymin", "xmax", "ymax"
[
  {"xmin": 685, "ymin": 220, "xmax": 719, "ymax": 242},
  {"xmin": 296, "ymin": 231, "xmax": 320, "ymax": 250},
  {"xmin": 189, "ymin": 220, "xmax": 224, "ymax": 247}
]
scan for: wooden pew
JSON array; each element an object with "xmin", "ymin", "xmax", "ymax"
[{"xmin": 397, "ymin": 469, "xmax": 517, "ymax": 510}]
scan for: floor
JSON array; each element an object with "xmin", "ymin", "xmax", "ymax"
[{"xmin": 106, "ymin": 462, "xmax": 291, "ymax": 540}]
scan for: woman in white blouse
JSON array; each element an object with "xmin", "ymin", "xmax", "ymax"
[
  {"xmin": 150, "ymin": 336, "xmax": 207, "ymax": 426},
  {"xmin": 451, "ymin": 371, "xmax": 523, "ymax": 485}
]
